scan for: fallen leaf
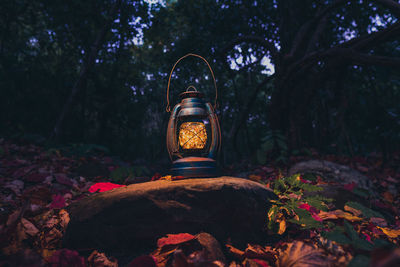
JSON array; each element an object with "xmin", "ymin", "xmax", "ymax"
[
  {"xmin": 249, "ymin": 174, "xmax": 263, "ymax": 182},
  {"xmin": 318, "ymin": 210, "xmax": 363, "ymax": 222},
  {"xmin": 88, "ymin": 250, "xmax": 118, "ymax": 267},
  {"xmin": 58, "ymin": 209, "xmax": 70, "ymax": 229},
  {"xmin": 4, "ymin": 180, "xmax": 24, "ymax": 196},
  {"xmin": 370, "ymin": 217, "xmax": 387, "ymax": 227},
  {"xmin": 226, "ymin": 244, "xmax": 245, "ymax": 258},
  {"xmin": 383, "ymin": 192, "xmax": 394, "ymax": 203},
  {"xmin": 129, "ymin": 255, "xmax": 157, "ymax": 267},
  {"xmin": 277, "ymin": 241, "xmax": 334, "ymax": 267},
  {"xmin": 54, "ymin": 173, "xmax": 73, "ymax": 187},
  {"xmin": 48, "ymin": 249, "xmax": 86, "ymax": 267},
  {"xmin": 21, "ymin": 218, "xmax": 39, "ymax": 237},
  {"xmin": 277, "ymin": 218, "xmax": 286, "ymax": 235},
  {"xmin": 25, "ymin": 172, "xmax": 47, "ymax": 183},
  {"xmin": 50, "ymin": 194, "xmax": 66, "ymax": 209},
  {"xmin": 343, "ymin": 182, "xmax": 357, "ymax": 191},
  {"xmin": 377, "ymin": 226, "xmax": 400, "ymax": 238},
  {"xmin": 344, "ymin": 205, "xmax": 362, "ymax": 217},
  {"xmin": 157, "ymin": 233, "xmax": 195, "ymax": 248},
  {"xmin": 88, "ymin": 182, "xmax": 126, "ymax": 193}
]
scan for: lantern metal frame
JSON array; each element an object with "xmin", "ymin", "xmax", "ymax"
[{"xmin": 166, "ymin": 54, "xmax": 221, "ymax": 178}]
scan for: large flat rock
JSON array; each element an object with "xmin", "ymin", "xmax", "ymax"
[{"xmin": 63, "ymin": 177, "xmax": 276, "ymax": 253}]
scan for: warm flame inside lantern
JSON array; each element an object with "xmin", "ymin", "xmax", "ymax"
[{"xmin": 166, "ymin": 54, "xmax": 221, "ymax": 178}]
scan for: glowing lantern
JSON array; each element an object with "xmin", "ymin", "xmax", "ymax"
[{"xmin": 166, "ymin": 54, "xmax": 221, "ymax": 178}]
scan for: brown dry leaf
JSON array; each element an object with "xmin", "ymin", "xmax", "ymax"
[
  {"xmin": 316, "ymin": 235, "xmax": 352, "ymax": 266},
  {"xmin": 318, "ymin": 210, "xmax": 363, "ymax": 222},
  {"xmin": 277, "ymin": 241, "xmax": 335, "ymax": 267},
  {"xmin": 344, "ymin": 205, "xmax": 362, "ymax": 217},
  {"xmin": 248, "ymin": 175, "xmax": 262, "ymax": 182},
  {"xmin": 383, "ymin": 192, "xmax": 394, "ymax": 203},
  {"xmin": 370, "ymin": 217, "xmax": 388, "ymax": 227},
  {"xmin": 58, "ymin": 209, "xmax": 70, "ymax": 230},
  {"xmin": 226, "ymin": 244, "xmax": 245, "ymax": 258},
  {"xmin": 377, "ymin": 226, "xmax": 400, "ymax": 238},
  {"xmin": 88, "ymin": 250, "xmax": 118, "ymax": 267},
  {"xmin": 244, "ymin": 244, "xmax": 277, "ymax": 263},
  {"xmin": 21, "ymin": 218, "xmax": 39, "ymax": 237}
]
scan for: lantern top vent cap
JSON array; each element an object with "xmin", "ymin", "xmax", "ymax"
[{"xmin": 179, "ymin": 85, "xmax": 204, "ymax": 99}]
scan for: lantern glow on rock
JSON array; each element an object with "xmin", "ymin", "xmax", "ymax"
[{"xmin": 166, "ymin": 54, "xmax": 221, "ymax": 178}]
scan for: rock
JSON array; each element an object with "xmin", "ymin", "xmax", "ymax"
[
  {"xmin": 63, "ymin": 177, "xmax": 276, "ymax": 254},
  {"xmin": 289, "ymin": 160, "xmax": 373, "ymax": 190}
]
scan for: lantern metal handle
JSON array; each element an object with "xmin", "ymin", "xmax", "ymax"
[{"xmin": 166, "ymin": 53, "xmax": 218, "ymax": 112}]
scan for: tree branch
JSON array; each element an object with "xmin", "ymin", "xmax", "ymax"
[
  {"xmin": 50, "ymin": 0, "xmax": 122, "ymax": 141},
  {"xmin": 336, "ymin": 49, "xmax": 400, "ymax": 67},
  {"xmin": 285, "ymin": 20, "xmax": 400, "ymax": 79},
  {"xmin": 221, "ymin": 35, "xmax": 279, "ymax": 62},
  {"xmin": 286, "ymin": 0, "xmax": 347, "ymax": 59},
  {"xmin": 375, "ymin": 0, "xmax": 400, "ymax": 17}
]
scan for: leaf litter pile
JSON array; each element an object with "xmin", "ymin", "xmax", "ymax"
[{"xmin": 0, "ymin": 139, "xmax": 399, "ymax": 266}]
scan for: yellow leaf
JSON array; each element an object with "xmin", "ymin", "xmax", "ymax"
[
  {"xmin": 160, "ymin": 175, "xmax": 172, "ymax": 181},
  {"xmin": 377, "ymin": 226, "xmax": 400, "ymax": 238},
  {"xmin": 344, "ymin": 205, "xmax": 362, "ymax": 217},
  {"xmin": 318, "ymin": 210, "xmax": 363, "ymax": 222},
  {"xmin": 278, "ymin": 218, "xmax": 286, "ymax": 235},
  {"xmin": 268, "ymin": 205, "xmax": 277, "ymax": 221}
]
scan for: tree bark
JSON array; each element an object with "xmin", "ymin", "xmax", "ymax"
[{"xmin": 50, "ymin": 0, "xmax": 122, "ymax": 141}]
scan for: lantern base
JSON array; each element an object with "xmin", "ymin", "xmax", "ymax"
[{"xmin": 171, "ymin": 157, "xmax": 218, "ymax": 178}]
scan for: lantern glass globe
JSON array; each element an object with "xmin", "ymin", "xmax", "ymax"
[{"xmin": 178, "ymin": 122, "xmax": 207, "ymax": 150}]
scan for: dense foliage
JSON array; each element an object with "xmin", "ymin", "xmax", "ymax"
[{"xmin": 1, "ymin": 0, "xmax": 399, "ymax": 164}]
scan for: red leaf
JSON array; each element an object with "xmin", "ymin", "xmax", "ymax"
[
  {"xmin": 311, "ymin": 214, "xmax": 323, "ymax": 222},
  {"xmin": 157, "ymin": 233, "xmax": 195, "ymax": 248},
  {"xmin": 50, "ymin": 194, "xmax": 66, "ymax": 209},
  {"xmin": 129, "ymin": 255, "xmax": 157, "ymax": 267},
  {"xmin": 88, "ymin": 182, "xmax": 126, "ymax": 193},
  {"xmin": 48, "ymin": 249, "xmax": 86, "ymax": 267},
  {"xmin": 252, "ymin": 258, "xmax": 270, "ymax": 267},
  {"xmin": 151, "ymin": 173, "xmax": 162, "ymax": 181},
  {"xmin": 343, "ymin": 182, "xmax": 357, "ymax": 191}
]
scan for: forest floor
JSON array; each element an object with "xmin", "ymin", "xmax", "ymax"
[{"xmin": 0, "ymin": 138, "xmax": 399, "ymax": 266}]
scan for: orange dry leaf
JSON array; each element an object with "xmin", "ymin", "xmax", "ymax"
[
  {"xmin": 377, "ymin": 226, "xmax": 400, "ymax": 238},
  {"xmin": 383, "ymin": 192, "xmax": 394, "ymax": 203},
  {"xmin": 248, "ymin": 174, "xmax": 262, "ymax": 182},
  {"xmin": 277, "ymin": 219, "xmax": 286, "ymax": 235},
  {"xmin": 344, "ymin": 205, "xmax": 362, "ymax": 217},
  {"xmin": 318, "ymin": 210, "xmax": 363, "ymax": 222}
]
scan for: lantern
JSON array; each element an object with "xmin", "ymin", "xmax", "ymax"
[{"xmin": 166, "ymin": 54, "xmax": 221, "ymax": 178}]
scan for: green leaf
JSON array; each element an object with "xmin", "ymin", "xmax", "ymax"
[
  {"xmin": 352, "ymin": 188, "xmax": 370, "ymax": 198},
  {"xmin": 348, "ymin": 255, "xmax": 370, "ymax": 267},
  {"xmin": 322, "ymin": 231, "xmax": 351, "ymax": 245},
  {"xmin": 344, "ymin": 221, "xmax": 373, "ymax": 251},
  {"xmin": 298, "ymin": 183, "xmax": 323, "ymax": 192},
  {"xmin": 345, "ymin": 201, "xmax": 384, "ymax": 218}
]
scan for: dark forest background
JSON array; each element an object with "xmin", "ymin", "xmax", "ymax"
[{"xmin": 1, "ymin": 0, "xmax": 399, "ymax": 167}]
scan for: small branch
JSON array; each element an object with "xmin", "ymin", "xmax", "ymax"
[
  {"xmin": 337, "ymin": 49, "xmax": 400, "ymax": 67},
  {"xmin": 287, "ymin": 0, "xmax": 347, "ymax": 59},
  {"xmin": 221, "ymin": 35, "xmax": 279, "ymax": 62},
  {"xmin": 228, "ymin": 74, "xmax": 275, "ymax": 141},
  {"xmin": 305, "ymin": 15, "xmax": 328, "ymax": 55},
  {"xmin": 284, "ymin": 21, "xmax": 400, "ymax": 80},
  {"xmin": 375, "ymin": 0, "xmax": 400, "ymax": 17}
]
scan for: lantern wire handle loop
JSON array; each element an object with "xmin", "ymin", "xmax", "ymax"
[
  {"xmin": 186, "ymin": 85, "xmax": 197, "ymax": 92},
  {"xmin": 166, "ymin": 53, "xmax": 218, "ymax": 113}
]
